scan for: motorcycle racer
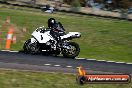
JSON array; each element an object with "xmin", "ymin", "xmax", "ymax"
[
  {"xmin": 23, "ymin": 18, "xmax": 81, "ymax": 58},
  {"xmin": 48, "ymin": 18, "xmax": 65, "ymax": 44}
]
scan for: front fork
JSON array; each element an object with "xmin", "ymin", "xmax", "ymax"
[{"xmin": 61, "ymin": 41, "xmax": 70, "ymax": 50}]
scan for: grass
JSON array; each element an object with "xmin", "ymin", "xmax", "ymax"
[
  {"xmin": 0, "ymin": 69, "xmax": 131, "ymax": 88},
  {"xmin": 0, "ymin": 7, "xmax": 132, "ymax": 62}
]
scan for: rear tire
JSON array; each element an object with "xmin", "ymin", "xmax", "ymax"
[
  {"xmin": 62, "ymin": 42, "xmax": 80, "ymax": 59},
  {"xmin": 23, "ymin": 39, "xmax": 39, "ymax": 54},
  {"xmin": 23, "ymin": 39, "xmax": 31, "ymax": 54},
  {"xmin": 29, "ymin": 43, "xmax": 39, "ymax": 54}
]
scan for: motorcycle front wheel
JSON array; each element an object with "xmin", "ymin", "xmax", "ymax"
[{"xmin": 62, "ymin": 42, "xmax": 80, "ymax": 59}]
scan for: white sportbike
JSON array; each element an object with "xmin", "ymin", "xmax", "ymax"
[{"xmin": 23, "ymin": 26, "xmax": 81, "ymax": 58}]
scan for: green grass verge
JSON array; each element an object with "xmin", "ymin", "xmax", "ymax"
[
  {"xmin": 0, "ymin": 8, "xmax": 132, "ymax": 62},
  {"xmin": 0, "ymin": 69, "xmax": 131, "ymax": 88}
]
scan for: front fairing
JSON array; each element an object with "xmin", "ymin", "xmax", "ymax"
[{"xmin": 60, "ymin": 32, "xmax": 81, "ymax": 40}]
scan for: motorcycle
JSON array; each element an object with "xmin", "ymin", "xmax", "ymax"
[{"xmin": 23, "ymin": 26, "xmax": 81, "ymax": 58}]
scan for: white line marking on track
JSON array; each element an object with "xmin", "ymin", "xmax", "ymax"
[
  {"xmin": 106, "ymin": 61, "xmax": 115, "ymax": 63},
  {"xmin": 1, "ymin": 50, "xmax": 10, "ymax": 52},
  {"xmin": 87, "ymin": 59, "xmax": 96, "ymax": 60},
  {"xmin": 44, "ymin": 64, "xmax": 51, "ymax": 66},
  {"xmin": 97, "ymin": 60, "xmax": 106, "ymax": 62},
  {"xmin": 1, "ymin": 50, "xmax": 19, "ymax": 52},
  {"xmin": 115, "ymin": 62, "xmax": 125, "ymax": 64},
  {"xmin": 9, "ymin": 51, "xmax": 19, "ymax": 53},
  {"xmin": 66, "ymin": 66, "xmax": 72, "ymax": 68},
  {"xmin": 54, "ymin": 65, "xmax": 61, "ymax": 67},
  {"xmin": 126, "ymin": 63, "xmax": 132, "ymax": 65},
  {"xmin": 76, "ymin": 58, "xmax": 85, "ymax": 59}
]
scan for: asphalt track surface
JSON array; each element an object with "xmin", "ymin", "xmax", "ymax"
[{"xmin": 0, "ymin": 51, "xmax": 132, "ymax": 75}]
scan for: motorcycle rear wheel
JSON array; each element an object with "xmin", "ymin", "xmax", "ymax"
[
  {"xmin": 23, "ymin": 39, "xmax": 39, "ymax": 54},
  {"xmin": 23, "ymin": 39, "xmax": 31, "ymax": 54}
]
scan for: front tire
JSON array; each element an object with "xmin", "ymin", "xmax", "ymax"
[{"xmin": 62, "ymin": 42, "xmax": 80, "ymax": 58}]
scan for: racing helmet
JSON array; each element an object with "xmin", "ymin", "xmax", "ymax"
[{"xmin": 48, "ymin": 18, "xmax": 56, "ymax": 28}]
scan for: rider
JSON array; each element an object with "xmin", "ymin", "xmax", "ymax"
[{"xmin": 48, "ymin": 18, "xmax": 65, "ymax": 44}]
